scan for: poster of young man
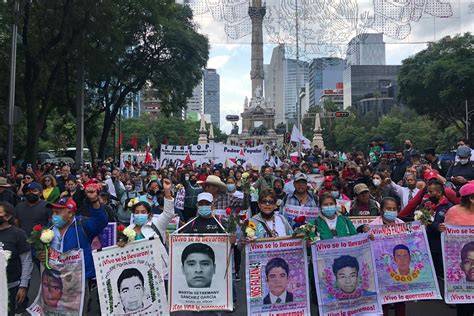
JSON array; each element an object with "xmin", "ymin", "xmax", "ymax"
[
  {"xmin": 27, "ymin": 249, "xmax": 85, "ymax": 316},
  {"xmin": 442, "ymin": 225, "xmax": 474, "ymax": 303},
  {"xmin": 371, "ymin": 221, "xmax": 441, "ymax": 304},
  {"xmin": 312, "ymin": 233, "xmax": 381, "ymax": 316},
  {"xmin": 92, "ymin": 238, "xmax": 168, "ymax": 315},
  {"xmin": 282, "ymin": 205, "xmax": 320, "ymax": 227},
  {"xmin": 0, "ymin": 250, "xmax": 7, "ymax": 316},
  {"xmin": 169, "ymin": 234, "xmax": 232, "ymax": 312},
  {"xmin": 245, "ymin": 237, "xmax": 311, "ymax": 316},
  {"xmin": 91, "ymin": 222, "xmax": 117, "ymax": 250}
]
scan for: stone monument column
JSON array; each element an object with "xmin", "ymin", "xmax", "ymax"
[{"xmin": 249, "ymin": 0, "xmax": 266, "ymax": 95}]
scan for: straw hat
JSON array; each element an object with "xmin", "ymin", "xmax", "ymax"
[{"xmin": 198, "ymin": 175, "xmax": 227, "ymax": 192}]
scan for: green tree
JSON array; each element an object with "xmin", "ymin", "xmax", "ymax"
[{"xmin": 398, "ymin": 33, "xmax": 474, "ymax": 138}]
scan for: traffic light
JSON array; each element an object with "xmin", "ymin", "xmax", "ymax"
[{"xmin": 335, "ymin": 111, "xmax": 350, "ymax": 118}]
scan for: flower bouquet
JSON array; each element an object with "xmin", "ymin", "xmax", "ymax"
[
  {"xmin": 117, "ymin": 224, "xmax": 136, "ymax": 244},
  {"xmin": 292, "ymin": 221, "xmax": 318, "ymax": 241},
  {"xmin": 241, "ymin": 172, "xmax": 251, "ymax": 194},
  {"xmin": 225, "ymin": 208, "xmax": 257, "ymax": 239},
  {"xmin": 414, "ymin": 208, "xmax": 433, "ymax": 226},
  {"xmin": 27, "ymin": 224, "xmax": 54, "ymax": 269}
]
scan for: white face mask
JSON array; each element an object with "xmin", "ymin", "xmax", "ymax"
[
  {"xmin": 372, "ymin": 179, "xmax": 381, "ymax": 187},
  {"xmin": 105, "ymin": 175, "xmax": 111, "ymax": 180},
  {"xmin": 460, "ymin": 158, "xmax": 470, "ymax": 165}
]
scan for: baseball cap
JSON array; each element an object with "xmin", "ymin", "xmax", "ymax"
[
  {"xmin": 457, "ymin": 145, "xmax": 471, "ymax": 158},
  {"xmin": 197, "ymin": 192, "xmax": 213, "ymax": 203},
  {"xmin": 354, "ymin": 183, "xmax": 370, "ymax": 195},
  {"xmin": 294, "ymin": 172, "xmax": 308, "ymax": 182},
  {"xmin": 460, "ymin": 182, "xmax": 474, "ymax": 197},
  {"xmin": 424, "ymin": 170, "xmax": 439, "ymax": 181},
  {"xmin": 47, "ymin": 197, "xmax": 77, "ymax": 212},
  {"xmin": 26, "ymin": 182, "xmax": 43, "ymax": 192}
]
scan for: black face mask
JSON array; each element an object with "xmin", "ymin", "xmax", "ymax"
[
  {"xmin": 0, "ymin": 217, "xmax": 5, "ymax": 225},
  {"xmin": 261, "ymin": 210, "xmax": 275, "ymax": 219},
  {"xmin": 274, "ymin": 188, "xmax": 282, "ymax": 194},
  {"xmin": 429, "ymin": 196, "xmax": 439, "ymax": 204},
  {"xmin": 190, "ymin": 180, "xmax": 197, "ymax": 185},
  {"xmin": 148, "ymin": 190, "xmax": 157, "ymax": 196},
  {"xmin": 25, "ymin": 193, "xmax": 39, "ymax": 203},
  {"xmin": 405, "ymin": 144, "xmax": 411, "ymax": 149}
]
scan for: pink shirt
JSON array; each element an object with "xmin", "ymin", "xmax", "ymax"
[{"xmin": 444, "ymin": 205, "xmax": 474, "ymax": 226}]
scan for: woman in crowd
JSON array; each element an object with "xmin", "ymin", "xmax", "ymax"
[
  {"xmin": 60, "ymin": 178, "xmax": 85, "ymax": 209},
  {"xmin": 251, "ymin": 188, "xmax": 293, "ymax": 238},
  {"xmin": 40, "ymin": 174, "xmax": 60, "ymax": 203},
  {"xmin": 273, "ymin": 178, "xmax": 286, "ymax": 206},
  {"xmin": 0, "ymin": 201, "xmax": 32, "ymax": 316},
  {"xmin": 369, "ymin": 197, "xmax": 406, "ymax": 315},
  {"xmin": 118, "ymin": 179, "xmax": 140, "ymax": 225},
  {"xmin": 318, "ymin": 193, "xmax": 358, "ymax": 240}
]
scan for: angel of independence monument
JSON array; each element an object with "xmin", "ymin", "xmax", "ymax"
[{"xmin": 227, "ymin": 0, "xmax": 279, "ymax": 146}]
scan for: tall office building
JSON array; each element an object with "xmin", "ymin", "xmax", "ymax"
[
  {"xmin": 346, "ymin": 33, "xmax": 386, "ymax": 66},
  {"xmin": 121, "ymin": 91, "xmax": 141, "ymax": 119},
  {"xmin": 185, "ymin": 81, "xmax": 203, "ymax": 121},
  {"xmin": 203, "ymin": 68, "xmax": 220, "ymax": 127},
  {"xmin": 265, "ymin": 44, "xmax": 309, "ymax": 126},
  {"xmin": 308, "ymin": 57, "xmax": 346, "ymax": 107}
]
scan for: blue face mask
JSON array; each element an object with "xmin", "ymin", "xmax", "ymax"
[
  {"xmin": 140, "ymin": 171, "xmax": 147, "ymax": 177},
  {"xmin": 313, "ymin": 168, "xmax": 320, "ymax": 174},
  {"xmin": 52, "ymin": 215, "xmax": 67, "ymax": 228},
  {"xmin": 227, "ymin": 184, "xmax": 236, "ymax": 192},
  {"xmin": 198, "ymin": 206, "xmax": 212, "ymax": 218},
  {"xmin": 133, "ymin": 214, "xmax": 149, "ymax": 226},
  {"xmin": 331, "ymin": 191, "xmax": 340, "ymax": 199},
  {"xmin": 383, "ymin": 210, "xmax": 397, "ymax": 222},
  {"xmin": 321, "ymin": 205, "xmax": 337, "ymax": 218}
]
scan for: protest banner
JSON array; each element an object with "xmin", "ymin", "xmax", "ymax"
[
  {"xmin": 245, "ymin": 237, "xmax": 311, "ymax": 316},
  {"xmin": 92, "ymin": 222, "xmax": 117, "ymax": 250},
  {"xmin": 160, "ymin": 144, "xmax": 213, "ymax": 168},
  {"xmin": 92, "ymin": 239, "xmax": 169, "ymax": 315},
  {"xmin": 0, "ymin": 250, "xmax": 7, "ymax": 316},
  {"xmin": 169, "ymin": 234, "xmax": 233, "ymax": 312},
  {"xmin": 282, "ymin": 205, "xmax": 320, "ymax": 226},
  {"xmin": 336, "ymin": 199, "xmax": 351, "ymax": 214},
  {"xmin": 175, "ymin": 188, "xmax": 186, "ymax": 211},
  {"xmin": 307, "ymin": 174, "xmax": 324, "ymax": 191},
  {"xmin": 442, "ymin": 225, "xmax": 474, "ymax": 304},
  {"xmin": 349, "ymin": 216, "xmax": 377, "ymax": 229},
  {"xmin": 371, "ymin": 221, "xmax": 441, "ymax": 304},
  {"xmin": 28, "ymin": 249, "xmax": 85, "ymax": 316},
  {"xmin": 312, "ymin": 233, "xmax": 382, "ymax": 316}
]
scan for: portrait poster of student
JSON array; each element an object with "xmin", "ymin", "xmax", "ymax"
[
  {"xmin": 169, "ymin": 234, "xmax": 232, "ymax": 312},
  {"xmin": 245, "ymin": 237, "xmax": 311, "ymax": 316},
  {"xmin": 312, "ymin": 233, "xmax": 382, "ymax": 316},
  {"xmin": 370, "ymin": 221, "xmax": 441, "ymax": 304},
  {"xmin": 27, "ymin": 249, "xmax": 85, "ymax": 316},
  {"xmin": 442, "ymin": 225, "xmax": 474, "ymax": 303},
  {"xmin": 91, "ymin": 222, "xmax": 117, "ymax": 250},
  {"xmin": 92, "ymin": 239, "xmax": 169, "ymax": 315},
  {"xmin": 0, "ymin": 250, "xmax": 8, "ymax": 315}
]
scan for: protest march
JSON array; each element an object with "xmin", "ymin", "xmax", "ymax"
[{"xmin": 2, "ymin": 139, "xmax": 474, "ymax": 316}]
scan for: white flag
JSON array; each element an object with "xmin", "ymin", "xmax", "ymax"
[{"xmin": 290, "ymin": 125, "xmax": 311, "ymax": 149}]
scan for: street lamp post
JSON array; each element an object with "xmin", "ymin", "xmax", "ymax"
[{"xmin": 7, "ymin": 0, "xmax": 19, "ymax": 174}]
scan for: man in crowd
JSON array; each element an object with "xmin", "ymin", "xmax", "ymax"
[
  {"xmin": 0, "ymin": 177, "xmax": 18, "ymax": 206},
  {"xmin": 388, "ymin": 172, "xmax": 420, "ymax": 209},
  {"xmin": 349, "ymin": 183, "xmax": 379, "ymax": 216},
  {"xmin": 14, "ymin": 182, "xmax": 50, "ymax": 236},
  {"xmin": 280, "ymin": 173, "xmax": 318, "ymax": 213},
  {"xmin": 253, "ymin": 166, "xmax": 276, "ymax": 191},
  {"xmin": 56, "ymin": 165, "xmax": 74, "ymax": 193},
  {"xmin": 446, "ymin": 145, "xmax": 474, "ymax": 187}
]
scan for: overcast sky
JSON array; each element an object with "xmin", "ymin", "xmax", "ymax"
[{"xmin": 186, "ymin": 0, "xmax": 474, "ymax": 133}]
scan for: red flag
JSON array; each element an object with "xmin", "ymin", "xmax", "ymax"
[
  {"xmin": 118, "ymin": 132, "xmax": 123, "ymax": 146},
  {"xmin": 144, "ymin": 141, "xmax": 152, "ymax": 164}
]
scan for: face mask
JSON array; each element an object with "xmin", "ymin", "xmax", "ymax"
[
  {"xmin": 429, "ymin": 196, "xmax": 439, "ymax": 203},
  {"xmin": 133, "ymin": 214, "xmax": 148, "ymax": 226},
  {"xmin": 264, "ymin": 175, "xmax": 272, "ymax": 180},
  {"xmin": 321, "ymin": 205, "xmax": 337, "ymax": 217},
  {"xmin": 0, "ymin": 217, "xmax": 5, "ymax": 225},
  {"xmin": 287, "ymin": 174, "xmax": 292, "ymax": 179},
  {"xmin": 185, "ymin": 176, "xmax": 190, "ymax": 181},
  {"xmin": 460, "ymin": 158, "xmax": 469, "ymax": 165},
  {"xmin": 150, "ymin": 175, "xmax": 158, "ymax": 181},
  {"xmin": 140, "ymin": 171, "xmax": 147, "ymax": 177},
  {"xmin": 274, "ymin": 188, "xmax": 282, "ymax": 194},
  {"xmin": 105, "ymin": 175, "xmax": 111, "ymax": 180},
  {"xmin": 383, "ymin": 210, "xmax": 398, "ymax": 222},
  {"xmin": 52, "ymin": 214, "xmax": 67, "ymax": 228},
  {"xmin": 331, "ymin": 191, "xmax": 340, "ymax": 199},
  {"xmin": 190, "ymin": 179, "xmax": 197, "ymax": 185},
  {"xmin": 313, "ymin": 168, "xmax": 320, "ymax": 174},
  {"xmin": 148, "ymin": 190, "xmax": 157, "ymax": 196},
  {"xmin": 198, "ymin": 206, "xmax": 212, "ymax": 217},
  {"xmin": 227, "ymin": 184, "xmax": 236, "ymax": 192},
  {"xmin": 372, "ymin": 179, "xmax": 381, "ymax": 187},
  {"xmin": 125, "ymin": 185, "xmax": 133, "ymax": 191},
  {"xmin": 407, "ymin": 183, "xmax": 416, "ymax": 190},
  {"xmin": 405, "ymin": 144, "xmax": 411, "ymax": 149},
  {"xmin": 25, "ymin": 193, "xmax": 39, "ymax": 203}
]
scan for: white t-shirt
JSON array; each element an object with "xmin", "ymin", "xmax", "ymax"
[
  {"xmin": 264, "ymin": 216, "xmax": 287, "ymax": 237},
  {"xmin": 323, "ymin": 216, "xmax": 338, "ymax": 230}
]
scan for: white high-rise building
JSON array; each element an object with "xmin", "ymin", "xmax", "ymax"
[
  {"xmin": 346, "ymin": 33, "xmax": 386, "ymax": 66},
  {"xmin": 185, "ymin": 81, "xmax": 202, "ymax": 121}
]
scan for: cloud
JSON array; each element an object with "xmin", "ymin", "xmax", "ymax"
[{"xmin": 207, "ymin": 55, "xmax": 232, "ymax": 70}]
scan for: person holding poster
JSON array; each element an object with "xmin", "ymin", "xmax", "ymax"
[
  {"xmin": 180, "ymin": 192, "xmax": 226, "ymax": 234},
  {"xmin": 317, "ymin": 193, "xmax": 358, "ymax": 240},
  {"xmin": 36, "ymin": 183, "xmax": 108, "ymax": 313},
  {"xmin": 279, "ymin": 173, "xmax": 319, "ymax": 215},
  {"xmin": 441, "ymin": 182, "xmax": 474, "ymax": 315},
  {"xmin": 369, "ymin": 197, "xmax": 406, "ymax": 316},
  {"xmin": 251, "ymin": 189, "xmax": 293, "ymax": 238}
]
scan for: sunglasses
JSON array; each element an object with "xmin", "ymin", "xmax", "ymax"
[
  {"xmin": 45, "ymin": 179, "xmax": 51, "ymax": 182},
  {"xmin": 25, "ymin": 176, "xmax": 32, "ymax": 180},
  {"xmin": 260, "ymin": 199, "xmax": 275, "ymax": 205}
]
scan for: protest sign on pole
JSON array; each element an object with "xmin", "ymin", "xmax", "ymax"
[
  {"xmin": 349, "ymin": 216, "xmax": 377, "ymax": 229},
  {"xmin": 169, "ymin": 234, "xmax": 233, "ymax": 312},
  {"xmin": 213, "ymin": 144, "xmax": 266, "ymax": 168},
  {"xmin": 442, "ymin": 225, "xmax": 474, "ymax": 304},
  {"xmin": 312, "ymin": 233, "xmax": 382, "ymax": 316},
  {"xmin": 27, "ymin": 249, "xmax": 85, "ymax": 316},
  {"xmin": 0, "ymin": 250, "xmax": 8, "ymax": 316},
  {"xmin": 282, "ymin": 205, "xmax": 320, "ymax": 227},
  {"xmin": 160, "ymin": 144, "xmax": 213, "ymax": 168},
  {"xmin": 371, "ymin": 221, "xmax": 441, "ymax": 304},
  {"xmin": 92, "ymin": 222, "xmax": 117, "ymax": 251},
  {"xmin": 245, "ymin": 237, "xmax": 311, "ymax": 316},
  {"xmin": 92, "ymin": 239, "xmax": 169, "ymax": 315}
]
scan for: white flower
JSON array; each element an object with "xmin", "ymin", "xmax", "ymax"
[
  {"xmin": 40, "ymin": 229, "xmax": 54, "ymax": 244},
  {"xmin": 414, "ymin": 211, "xmax": 422, "ymax": 221},
  {"xmin": 2, "ymin": 250, "xmax": 11, "ymax": 262},
  {"xmin": 245, "ymin": 227, "xmax": 256, "ymax": 238},
  {"xmin": 241, "ymin": 172, "xmax": 249, "ymax": 179},
  {"xmin": 123, "ymin": 227, "xmax": 136, "ymax": 241},
  {"xmin": 128, "ymin": 197, "xmax": 139, "ymax": 208}
]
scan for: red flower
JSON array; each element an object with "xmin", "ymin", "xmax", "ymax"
[
  {"xmin": 239, "ymin": 213, "xmax": 247, "ymax": 221},
  {"xmin": 33, "ymin": 224, "xmax": 42, "ymax": 232},
  {"xmin": 294, "ymin": 216, "xmax": 306, "ymax": 224},
  {"xmin": 117, "ymin": 224, "xmax": 125, "ymax": 232},
  {"xmin": 225, "ymin": 208, "xmax": 232, "ymax": 216}
]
